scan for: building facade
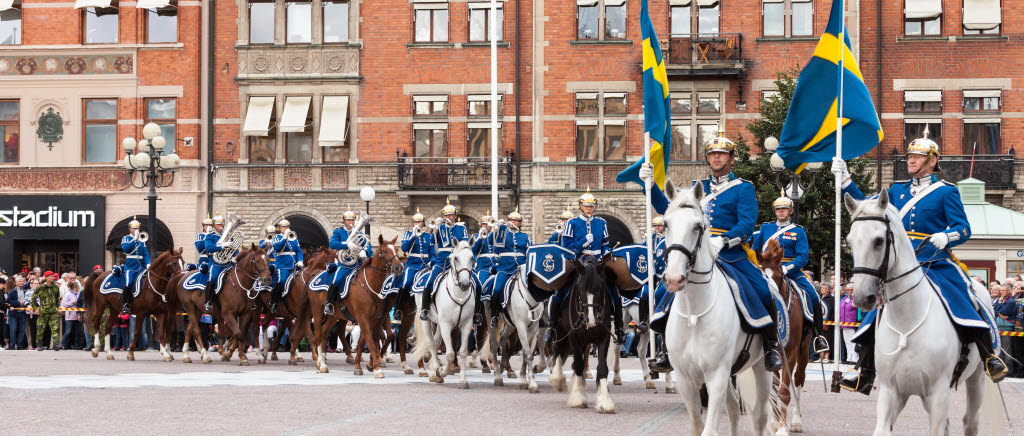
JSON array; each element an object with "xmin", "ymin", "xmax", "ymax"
[{"xmin": 0, "ymin": 0, "xmax": 206, "ymax": 273}]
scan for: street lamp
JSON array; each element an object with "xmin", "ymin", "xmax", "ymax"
[
  {"xmin": 765, "ymin": 135, "xmax": 823, "ymax": 224},
  {"xmin": 360, "ymin": 186, "xmax": 376, "ymax": 237},
  {"xmin": 122, "ymin": 122, "xmax": 181, "ymax": 260}
]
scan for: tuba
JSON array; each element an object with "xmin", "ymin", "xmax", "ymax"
[
  {"xmin": 213, "ymin": 213, "xmax": 246, "ymax": 264},
  {"xmin": 338, "ymin": 212, "xmax": 373, "ymax": 265}
]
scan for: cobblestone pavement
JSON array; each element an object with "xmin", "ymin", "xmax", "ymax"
[{"xmin": 2, "ymin": 349, "xmax": 1023, "ymax": 435}]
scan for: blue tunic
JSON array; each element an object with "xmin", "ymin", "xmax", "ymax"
[
  {"xmin": 271, "ymin": 235, "xmax": 303, "ymax": 284},
  {"xmin": 547, "ymin": 230, "xmax": 562, "ymax": 244},
  {"xmin": 491, "ymin": 224, "xmax": 531, "ymax": 301},
  {"xmin": 121, "ymin": 235, "xmax": 151, "ymax": 289},
  {"xmin": 751, "ymin": 221, "xmax": 822, "ymax": 321},
  {"xmin": 328, "ymin": 226, "xmax": 373, "ymax": 287},
  {"xmin": 195, "ymin": 233, "xmax": 213, "ymax": 267},
  {"xmin": 400, "ymin": 230, "xmax": 435, "ymax": 291},
  {"xmin": 843, "ymin": 176, "xmax": 993, "ymax": 343},
  {"xmin": 472, "ymin": 233, "xmax": 497, "ymax": 301},
  {"xmin": 204, "ymin": 232, "xmax": 236, "ymax": 289},
  {"xmin": 560, "ymin": 214, "xmax": 610, "ymax": 258},
  {"xmin": 258, "ymin": 238, "xmax": 278, "ymax": 286},
  {"xmin": 424, "ymin": 223, "xmax": 469, "ymax": 292}
]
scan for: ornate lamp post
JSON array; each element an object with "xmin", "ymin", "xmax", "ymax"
[
  {"xmin": 360, "ymin": 186, "xmax": 376, "ymax": 236},
  {"xmin": 764, "ymin": 136, "xmax": 823, "ymax": 224},
  {"xmin": 122, "ymin": 122, "xmax": 181, "ymax": 260}
]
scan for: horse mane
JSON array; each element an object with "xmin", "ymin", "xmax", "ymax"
[{"xmin": 577, "ymin": 258, "xmax": 604, "ymax": 296}]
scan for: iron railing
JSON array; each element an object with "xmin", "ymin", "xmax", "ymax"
[
  {"xmin": 661, "ymin": 33, "xmax": 743, "ymax": 65},
  {"xmin": 397, "ymin": 151, "xmax": 517, "ymax": 191},
  {"xmin": 893, "ymin": 154, "xmax": 1016, "ymax": 189}
]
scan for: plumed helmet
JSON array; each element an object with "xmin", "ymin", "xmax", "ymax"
[
  {"xmin": 773, "ymin": 191, "xmax": 794, "ymax": 210},
  {"xmin": 129, "ymin": 215, "xmax": 141, "ymax": 229},
  {"xmin": 343, "ymin": 210, "xmax": 357, "ymax": 220},
  {"xmin": 278, "ymin": 219, "xmax": 290, "ymax": 227},
  {"xmin": 560, "ymin": 205, "xmax": 574, "ymax": 220},
  {"xmin": 265, "ymin": 224, "xmax": 277, "ymax": 234},
  {"xmin": 579, "ymin": 187, "xmax": 597, "ymax": 206},
  {"xmin": 442, "ymin": 199, "xmax": 457, "ymax": 216},
  {"xmin": 652, "ymin": 216, "xmax": 664, "ymax": 226},
  {"xmin": 202, "ymin": 215, "xmax": 214, "ymax": 226},
  {"xmin": 412, "ymin": 208, "xmax": 424, "ymax": 222},
  {"xmin": 705, "ymin": 128, "xmax": 735, "ymax": 155},
  {"xmin": 213, "ymin": 211, "xmax": 225, "ymax": 225},
  {"xmin": 906, "ymin": 126, "xmax": 941, "ymax": 171},
  {"xmin": 507, "ymin": 207, "xmax": 523, "ymax": 221}
]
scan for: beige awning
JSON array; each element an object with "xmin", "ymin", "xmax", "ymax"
[
  {"xmin": 318, "ymin": 96, "xmax": 350, "ymax": 147},
  {"xmin": 74, "ymin": 0, "xmax": 112, "ymax": 8},
  {"xmin": 963, "ymin": 0, "xmax": 1001, "ymax": 30},
  {"xmin": 136, "ymin": 0, "xmax": 170, "ymax": 8},
  {"xmin": 696, "ymin": 0, "xmax": 718, "ymax": 7},
  {"xmin": 668, "ymin": 0, "xmax": 691, "ymax": 5},
  {"xmin": 241, "ymin": 96, "xmax": 275, "ymax": 137},
  {"xmin": 279, "ymin": 96, "xmax": 311, "ymax": 133},
  {"xmin": 904, "ymin": 0, "xmax": 941, "ymax": 19},
  {"xmin": 963, "ymin": 90, "xmax": 1001, "ymax": 98},
  {"xmin": 0, "ymin": 0, "xmax": 16, "ymax": 11},
  {"xmin": 904, "ymin": 90, "xmax": 942, "ymax": 102}
]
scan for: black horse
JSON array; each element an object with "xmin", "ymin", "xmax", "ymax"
[{"xmin": 548, "ymin": 254, "xmax": 618, "ymax": 413}]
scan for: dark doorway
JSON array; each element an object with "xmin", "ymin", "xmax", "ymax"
[
  {"xmin": 284, "ymin": 214, "xmax": 329, "ymax": 250},
  {"xmin": 598, "ymin": 214, "xmax": 634, "ymax": 249},
  {"xmin": 105, "ymin": 215, "xmax": 174, "ymax": 264},
  {"xmin": 13, "ymin": 239, "xmax": 80, "ymax": 275}
]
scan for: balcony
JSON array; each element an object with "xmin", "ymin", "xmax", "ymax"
[
  {"xmin": 893, "ymin": 154, "xmax": 1016, "ymax": 190},
  {"xmin": 396, "ymin": 152, "xmax": 518, "ymax": 193},
  {"xmin": 660, "ymin": 33, "xmax": 745, "ymax": 78}
]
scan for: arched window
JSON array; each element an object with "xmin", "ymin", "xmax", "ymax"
[
  {"xmin": 105, "ymin": 215, "xmax": 173, "ymax": 264},
  {"xmin": 597, "ymin": 214, "xmax": 633, "ymax": 248}
]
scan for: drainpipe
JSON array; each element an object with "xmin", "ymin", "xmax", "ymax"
[
  {"xmin": 514, "ymin": 0, "xmax": 522, "ymax": 205},
  {"xmin": 206, "ymin": 0, "xmax": 216, "ymax": 214},
  {"xmin": 875, "ymin": 0, "xmax": 883, "ymax": 190}
]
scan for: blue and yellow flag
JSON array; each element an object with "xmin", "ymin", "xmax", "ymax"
[
  {"xmin": 778, "ymin": 0, "xmax": 882, "ymax": 173},
  {"xmin": 616, "ymin": 0, "xmax": 671, "ymax": 213}
]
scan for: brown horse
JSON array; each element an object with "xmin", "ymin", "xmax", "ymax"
[
  {"xmin": 309, "ymin": 235, "xmax": 403, "ymax": 376},
  {"xmin": 175, "ymin": 263, "xmax": 222, "ymax": 364},
  {"xmin": 758, "ymin": 238, "xmax": 811, "ymax": 434},
  {"xmin": 211, "ymin": 244, "xmax": 273, "ymax": 366},
  {"xmin": 125, "ymin": 247, "xmax": 185, "ymax": 362}
]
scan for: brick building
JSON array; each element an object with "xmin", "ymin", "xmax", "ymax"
[{"xmin": 0, "ymin": 0, "xmax": 206, "ymax": 273}]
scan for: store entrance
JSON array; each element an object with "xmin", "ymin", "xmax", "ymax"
[{"xmin": 13, "ymin": 239, "xmax": 80, "ymax": 275}]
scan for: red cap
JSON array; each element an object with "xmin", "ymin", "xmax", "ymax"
[
  {"xmin": 93, "ymin": 265, "xmax": 103, "ymax": 270},
  {"xmin": 43, "ymin": 271, "xmax": 55, "ymax": 277}
]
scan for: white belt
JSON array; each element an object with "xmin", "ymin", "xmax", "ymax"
[
  {"xmin": 499, "ymin": 252, "xmax": 525, "ymax": 257},
  {"xmin": 198, "ymin": 254, "xmax": 209, "ymax": 258},
  {"xmin": 581, "ymin": 250, "xmax": 601, "ymax": 256},
  {"xmin": 438, "ymin": 248, "xmax": 454, "ymax": 252},
  {"xmin": 127, "ymin": 255, "xmax": 143, "ymax": 260},
  {"xmin": 408, "ymin": 254, "xmax": 429, "ymax": 258},
  {"xmin": 277, "ymin": 251, "xmax": 295, "ymax": 256},
  {"xmin": 478, "ymin": 254, "xmax": 496, "ymax": 258}
]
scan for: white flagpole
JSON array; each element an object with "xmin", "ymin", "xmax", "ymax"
[
  {"xmin": 490, "ymin": 0, "xmax": 499, "ymax": 218},
  {"xmin": 644, "ymin": 132, "xmax": 657, "ymax": 358},
  {"xmin": 832, "ymin": 0, "xmax": 845, "ymax": 376}
]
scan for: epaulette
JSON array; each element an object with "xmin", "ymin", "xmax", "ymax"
[
  {"xmin": 455, "ymin": 222, "xmax": 466, "ymax": 227},
  {"xmin": 737, "ymin": 178, "xmax": 753, "ymax": 185},
  {"xmin": 939, "ymin": 180, "xmax": 955, "ymax": 187},
  {"xmin": 593, "ymin": 216, "xmax": 607, "ymax": 223},
  {"xmin": 892, "ymin": 179, "xmax": 911, "ymax": 185}
]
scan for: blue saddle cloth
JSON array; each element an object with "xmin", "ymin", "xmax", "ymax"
[
  {"xmin": 99, "ymin": 267, "xmax": 144, "ymax": 298},
  {"xmin": 309, "ymin": 268, "xmax": 356, "ymax": 301},
  {"xmin": 611, "ymin": 244, "xmax": 656, "ymax": 291},
  {"xmin": 381, "ymin": 274, "xmax": 400, "ymax": 298},
  {"xmin": 786, "ymin": 275, "xmax": 816, "ymax": 323},
  {"xmin": 182, "ymin": 270, "xmax": 209, "ymax": 291},
  {"xmin": 853, "ymin": 259, "xmax": 999, "ymax": 350},
  {"xmin": 526, "ymin": 244, "xmax": 574, "ymax": 285}
]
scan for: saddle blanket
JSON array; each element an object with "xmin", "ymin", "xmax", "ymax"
[
  {"xmin": 526, "ymin": 244, "xmax": 574, "ymax": 285},
  {"xmin": 380, "ymin": 274, "xmax": 400, "ymax": 298},
  {"xmin": 619, "ymin": 287, "xmax": 641, "ymax": 308},
  {"xmin": 180, "ymin": 268, "xmax": 230, "ymax": 295},
  {"xmin": 480, "ymin": 275, "xmax": 496, "ymax": 302},
  {"xmin": 411, "ymin": 267, "xmax": 482, "ymax": 297},
  {"xmin": 99, "ymin": 268, "xmax": 143, "ymax": 298},
  {"xmin": 785, "ymin": 277, "xmax": 815, "ymax": 323},
  {"xmin": 309, "ymin": 268, "xmax": 356, "ymax": 301},
  {"xmin": 611, "ymin": 244, "xmax": 662, "ymax": 290},
  {"xmin": 502, "ymin": 266, "xmax": 559, "ymax": 309}
]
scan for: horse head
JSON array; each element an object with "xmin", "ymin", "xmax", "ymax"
[
  {"xmin": 575, "ymin": 255, "xmax": 610, "ymax": 328},
  {"xmin": 152, "ymin": 247, "xmax": 185, "ymax": 278},
  {"xmin": 376, "ymin": 235, "xmax": 405, "ymax": 276},
  {"xmin": 757, "ymin": 239, "xmax": 787, "ymax": 298},
  {"xmin": 662, "ymin": 179, "xmax": 713, "ymax": 292},
  {"xmin": 241, "ymin": 243, "xmax": 274, "ymax": 285},
  {"xmin": 844, "ymin": 190, "xmax": 912, "ymax": 311},
  {"xmin": 448, "ymin": 240, "xmax": 474, "ymax": 289}
]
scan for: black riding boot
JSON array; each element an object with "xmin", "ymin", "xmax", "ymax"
[
  {"xmin": 761, "ymin": 326, "xmax": 784, "ymax": 372},
  {"xmin": 472, "ymin": 290, "xmax": 485, "ymax": 327},
  {"xmin": 393, "ymin": 288, "xmax": 408, "ymax": 320},
  {"xmin": 419, "ymin": 288, "xmax": 433, "ymax": 320},
  {"xmin": 837, "ymin": 329, "xmax": 876, "ymax": 395},
  {"xmin": 489, "ymin": 295, "xmax": 501, "ymax": 328},
  {"xmin": 269, "ymin": 283, "xmax": 283, "ymax": 313},
  {"xmin": 323, "ymin": 283, "xmax": 339, "ymax": 316},
  {"xmin": 812, "ymin": 303, "xmax": 828, "ymax": 353},
  {"xmin": 637, "ymin": 297, "xmax": 650, "ymax": 334},
  {"xmin": 972, "ymin": 330, "xmax": 1008, "ymax": 382},
  {"xmin": 609, "ymin": 286, "xmax": 625, "ymax": 344},
  {"xmin": 203, "ymin": 281, "xmax": 216, "ymax": 312}
]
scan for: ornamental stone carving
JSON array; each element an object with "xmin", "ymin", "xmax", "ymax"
[{"xmin": 237, "ymin": 46, "xmax": 359, "ymax": 80}]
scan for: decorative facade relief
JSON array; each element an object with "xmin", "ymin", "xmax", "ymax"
[{"xmin": 237, "ymin": 46, "xmax": 359, "ymax": 80}]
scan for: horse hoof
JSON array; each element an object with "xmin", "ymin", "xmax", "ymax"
[
  {"xmin": 470, "ymin": 361, "xmax": 479, "ymax": 369},
  {"xmin": 127, "ymin": 355, "xmax": 135, "ymax": 361},
  {"xmin": 613, "ymin": 377, "xmax": 622, "ymax": 386},
  {"xmin": 375, "ymin": 370, "xmax": 385, "ymax": 379},
  {"xmin": 271, "ymin": 355, "xmax": 278, "ymax": 361},
  {"xmin": 354, "ymin": 368, "xmax": 364, "ymax": 376},
  {"xmin": 297, "ymin": 357, "xmax": 305, "ymax": 362},
  {"xmin": 791, "ymin": 422, "xmax": 803, "ymax": 433},
  {"xmin": 533, "ymin": 366, "xmax": 545, "ymax": 374},
  {"xmin": 775, "ymin": 429, "xmax": 789, "ymax": 436},
  {"xmin": 519, "ymin": 382, "xmax": 528, "ymax": 390},
  {"xmin": 240, "ymin": 360, "xmax": 250, "ymax": 367},
  {"xmin": 494, "ymin": 378, "xmax": 504, "ymax": 387},
  {"xmin": 289, "ymin": 360, "xmax": 297, "ymax": 366},
  {"xmin": 458, "ymin": 381, "xmax": 469, "ymax": 389},
  {"xmin": 183, "ymin": 357, "xmax": 192, "ymax": 364},
  {"xmin": 482, "ymin": 367, "xmax": 491, "ymax": 374},
  {"xmin": 665, "ymin": 387, "xmax": 677, "ymax": 394},
  {"xmin": 106, "ymin": 355, "xmax": 115, "ymax": 360},
  {"xmin": 91, "ymin": 349, "xmax": 98, "ymax": 358},
  {"xmin": 529, "ymin": 385, "xmax": 539, "ymax": 393},
  {"xmin": 163, "ymin": 357, "xmax": 173, "ymax": 362},
  {"xmin": 202, "ymin": 357, "xmax": 212, "ymax": 364},
  {"xmin": 386, "ymin": 356, "xmax": 395, "ymax": 363},
  {"xmin": 596, "ymin": 401, "xmax": 616, "ymax": 414},
  {"xmin": 419, "ymin": 371, "xmax": 429, "ymax": 378},
  {"xmin": 507, "ymin": 372, "xmax": 517, "ymax": 379},
  {"xmin": 222, "ymin": 356, "xmax": 230, "ymax": 362},
  {"xmin": 645, "ymin": 381, "xmax": 655, "ymax": 389},
  {"xmin": 405, "ymin": 368, "xmax": 414, "ymax": 375},
  {"xmin": 585, "ymin": 371, "xmax": 593, "ymax": 379},
  {"xmin": 379, "ymin": 362, "xmax": 387, "ymax": 368},
  {"xmin": 429, "ymin": 374, "xmax": 440, "ymax": 383},
  {"xmin": 346, "ymin": 356, "xmax": 355, "ymax": 364}
]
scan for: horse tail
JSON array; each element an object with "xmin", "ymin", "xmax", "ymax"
[
  {"xmin": 409, "ymin": 314, "xmax": 431, "ymax": 364},
  {"xmin": 479, "ymin": 327, "xmax": 493, "ymax": 363}
]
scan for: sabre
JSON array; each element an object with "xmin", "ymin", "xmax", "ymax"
[{"xmin": 998, "ymin": 384, "xmax": 1016, "ymax": 436}]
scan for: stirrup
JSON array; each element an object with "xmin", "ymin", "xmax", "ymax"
[
  {"xmin": 121, "ymin": 304, "xmax": 131, "ymax": 314},
  {"xmin": 812, "ymin": 335, "xmax": 829, "ymax": 354},
  {"xmin": 393, "ymin": 309, "xmax": 403, "ymax": 320},
  {"xmin": 203, "ymin": 302, "xmax": 213, "ymax": 312},
  {"xmin": 837, "ymin": 368, "xmax": 873, "ymax": 395},
  {"xmin": 985, "ymin": 355, "xmax": 1009, "ymax": 382},
  {"xmin": 490, "ymin": 316, "xmax": 499, "ymax": 328},
  {"xmin": 324, "ymin": 303, "xmax": 335, "ymax": 316},
  {"xmin": 419, "ymin": 309, "xmax": 430, "ymax": 321},
  {"xmin": 636, "ymin": 321, "xmax": 649, "ymax": 335}
]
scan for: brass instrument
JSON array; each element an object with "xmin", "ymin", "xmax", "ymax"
[
  {"xmin": 555, "ymin": 222, "xmax": 564, "ymax": 234},
  {"xmin": 135, "ymin": 231, "xmax": 149, "ymax": 243},
  {"xmin": 487, "ymin": 216, "xmax": 497, "ymax": 227},
  {"xmin": 338, "ymin": 212, "xmax": 372, "ymax": 265},
  {"xmin": 263, "ymin": 234, "xmax": 274, "ymax": 245},
  {"xmin": 413, "ymin": 224, "xmax": 424, "ymax": 237},
  {"xmin": 213, "ymin": 213, "xmax": 246, "ymax": 264},
  {"xmin": 285, "ymin": 230, "xmax": 298, "ymax": 242}
]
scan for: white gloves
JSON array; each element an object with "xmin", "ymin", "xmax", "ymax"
[
  {"xmin": 709, "ymin": 236, "xmax": 726, "ymax": 254},
  {"xmin": 831, "ymin": 157, "xmax": 851, "ymax": 182},
  {"xmin": 639, "ymin": 163, "xmax": 654, "ymax": 183},
  {"xmin": 782, "ymin": 264, "xmax": 792, "ymax": 275},
  {"xmin": 296, "ymin": 261, "xmax": 304, "ymax": 268},
  {"xmin": 585, "ymin": 234, "xmax": 594, "ymax": 246},
  {"xmin": 146, "ymin": 263, "xmax": 151, "ymax": 269},
  {"xmin": 928, "ymin": 232, "xmax": 950, "ymax": 250},
  {"xmin": 358, "ymin": 251, "xmax": 368, "ymax": 259}
]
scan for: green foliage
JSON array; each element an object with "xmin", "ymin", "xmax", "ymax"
[{"xmin": 731, "ymin": 71, "xmax": 875, "ymax": 279}]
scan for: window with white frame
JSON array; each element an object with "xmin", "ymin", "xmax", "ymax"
[
  {"xmin": 469, "ymin": 2, "xmax": 503, "ymax": 42},
  {"xmin": 575, "ymin": 92, "xmax": 627, "ymax": 161},
  {"xmin": 763, "ymin": 0, "xmax": 812, "ymax": 37},
  {"xmin": 414, "ymin": 1, "xmax": 449, "ymax": 42},
  {"xmin": 963, "ymin": 90, "xmax": 1000, "ymax": 113},
  {"xmin": 414, "ymin": 123, "xmax": 447, "ymax": 157},
  {"xmin": 249, "ymin": 0, "xmax": 275, "ymax": 44},
  {"xmin": 670, "ymin": 0, "xmax": 720, "ymax": 35},
  {"xmin": 0, "ymin": 1, "xmax": 20, "ymax": 45},
  {"xmin": 963, "ymin": 90, "xmax": 1001, "ymax": 154},
  {"xmin": 963, "ymin": 0, "xmax": 1000, "ymax": 35},
  {"xmin": 902, "ymin": 90, "xmax": 942, "ymax": 153},
  {"xmin": 286, "ymin": 0, "xmax": 312, "ymax": 44},
  {"xmin": 413, "ymin": 95, "xmax": 448, "ymax": 117},
  {"xmin": 467, "ymin": 95, "xmax": 502, "ymax": 158},
  {"xmin": 0, "ymin": 100, "xmax": 18, "ymax": 163},
  {"xmin": 83, "ymin": 3, "xmax": 119, "ymax": 44},
  {"xmin": 323, "ymin": 0, "xmax": 349, "ymax": 43},
  {"xmin": 904, "ymin": 0, "xmax": 941, "ymax": 35},
  {"xmin": 576, "ymin": 0, "xmax": 625, "ymax": 40},
  {"xmin": 146, "ymin": 2, "xmax": 177, "ymax": 43},
  {"xmin": 670, "ymin": 90, "xmax": 722, "ymax": 160}
]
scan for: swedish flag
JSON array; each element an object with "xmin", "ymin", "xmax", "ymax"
[
  {"xmin": 778, "ymin": 0, "xmax": 882, "ymax": 173},
  {"xmin": 617, "ymin": 0, "xmax": 671, "ymax": 213}
]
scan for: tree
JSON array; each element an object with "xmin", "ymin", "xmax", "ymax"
[{"xmin": 731, "ymin": 70, "xmax": 875, "ymax": 279}]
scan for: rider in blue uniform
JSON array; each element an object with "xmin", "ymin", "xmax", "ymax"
[
  {"xmin": 548, "ymin": 206, "xmax": 574, "ymax": 244},
  {"xmin": 195, "ymin": 216, "xmax": 215, "ymax": 268},
  {"xmin": 204, "ymin": 212, "xmax": 236, "ymax": 311},
  {"xmin": 633, "ymin": 216, "xmax": 665, "ymax": 334},
  {"xmin": 473, "ymin": 211, "xmax": 497, "ymax": 324},
  {"xmin": 258, "ymin": 224, "xmax": 278, "ymax": 289},
  {"xmin": 750, "ymin": 194, "xmax": 829, "ymax": 353},
  {"xmin": 324, "ymin": 210, "xmax": 373, "ymax": 315},
  {"xmin": 490, "ymin": 208, "xmax": 532, "ymax": 327},
  {"xmin": 395, "ymin": 209, "xmax": 435, "ymax": 319},
  {"xmin": 120, "ymin": 216, "xmax": 151, "ymax": 314},
  {"xmin": 556, "ymin": 189, "xmax": 625, "ymax": 341},
  {"xmin": 645, "ymin": 132, "xmax": 784, "ymax": 372},
  {"xmin": 834, "ymin": 130, "xmax": 1007, "ymax": 393},
  {"xmin": 419, "ymin": 201, "xmax": 470, "ymax": 322},
  {"xmin": 269, "ymin": 219, "xmax": 303, "ymax": 312}
]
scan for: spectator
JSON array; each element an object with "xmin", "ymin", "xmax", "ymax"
[
  {"xmin": 6, "ymin": 275, "xmax": 28, "ymax": 349},
  {"xmin": 839, "ymin": 283, "xmax": 859, "ymax": 364},
  {"xmin": 819, "ymin": 282, "xmax": 835, "ymax": 363},
  {"xmin": 0, "ymin": 276, "xmax": 9, "ymax": 349},
  {"xmin": 619, "ymin": 324, "xmax": 636, "ymax": 358},
  {"xmin": 114, "ymin": 313, "xmax": 130, "ymax": 351},
  {"xmin": 31, "ymin": 272, "xmax": 61, "ymax": 351},
  {"xmin": 60, "ymin": 280, "xmax": 84, "ymax": 350},
  {"xmin": 994, "ymin": 284, "xmax": 1016, "ymax": 331}
]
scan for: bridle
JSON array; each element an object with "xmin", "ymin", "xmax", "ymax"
[
  {"xmin": 664, "ymin": 206, "xmax": 714, "ymax": 285},
  {"xmin": 233, "ymin": 250, "xmax": 272, "ymax": 299},
  {"xmin": 448, "ymin": 245, "xmax": 474, "ymax": 283},
  {"xmin": 849, "ymin": 215, "xmax": 925, "ymax": 303},
  {"xmin": 144, "ymin": 253, "xmax": 184, "ymax": 302}
]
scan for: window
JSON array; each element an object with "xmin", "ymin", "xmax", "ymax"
[
  {"xmin": 319, "ymin": 95, "xmax": 350, "ymax": 162},
  {"xmin": 670, "ymin": 90, "xmax": 723, "ymax": 159},
  {"xmin": 323, "ymin": 0, "xmax": 349, "ymax": 43},
  {"xmin": 0, "ymin": 100, "xmax": 18, "ymax": 163},
  {"xmin": 468, "ymin": 94, "xmax": 502, "ymax": 117},
  {"xmin": 905, "ymin": 17, "xmax": 940, "ymax": 35},
  {"xmin": 671, "ymin": 3, "xmax": 691, "ymax": 35},
  {"xmin": 414, "ymin": 3, "xmax": 448, "ymax": 43},
  {"xmin": 1008, "ymin": 261, "xmax": 1024, "ymax": 278},
  {"xmin": 671, "ymin": 0, "xmax": 719, "ymax": 35},
  {"xmin": 576, "ymin": 93, "xmax": 599, "ymax": 116},
  {"xmin": 903, "ymin": 90, "xmax": 942, "ymax": 114},
  {"xmin": 604, "ymin": 93, "xmax": 626, "ymax": 115},
  {"xmin": 414, "ymin": 95, "xmax": 448, "ymax": 117},
  {"xmin": 414, "ymin": 124, "xmax": 447, "ymax": 157},
  {"xmin": 697, "ymin": 123, "xmax": 720, "ymax": 157},
  {"xmin": 575, "ymin": 91, "xmax": 627, "ymax": 161},
  {"xmin": 904, "ymin": 0, "xmax": 941, "ymax": 36},
  {"xmin": 83, "ymin": 99, "xmax": 117, "ymax": 163},
  {"xmin": 576, "ymin": 122, "xmax": 598, "ymax": 160},
  {"xmin": 286, "ymin": 123, "xmax": 312, "ymax": 161},
  {"xmin": 145, "ymin": 98, "xmax": 176, "ymax": 155},
  {"xmin": 762, "ymin": 90, "xmax": 780, "ymax": 101},
  {"xmin": 763, "ymin": 0, "xmax": 813, "ymax": 37},
  {"xmin": 670, "ymin": 125, "xmax": 691, "ymax": 160},
  {"xmin": 83, "ymin": 5, "xmax": 119, "ymax": 44},
  {"xmin": 577, "ymin": 1, "xmax": 598, "ymax": 39},
  {"xmin": 247, "ymin": 98, "xmax": 277, "ymax": 163},
  {"xmin": 963, "ymin": 122, "xmax": 1000, "ymax": 154},
  {"xmin": 146, "ymin": 3, "xmax": 177, "ymax": 43},
  {"xmin": 791, "ymin": 0, "xmax": 812, "ymax": 35},
  {"xmin": 249, "ymin": 0, "xmax": 275, "ymax": 44},
  {"xmin": 763, "ymin": 0, "xmax": 784, "ymax": 36},
  {"xmin": 698, "ymin": 0, "xmax": 719, "ymax": 34},
  {"xmin": 0, "ymin": 5, "xmax": 22, "ymax": 45},
  {"xmin": 963, "ymin": 0, "xmax": 1000, "ymax": 35},
  {"xmin": 469, "ymin": 3, "xmax": 503, "ymax": 42},
  {"xmin": 468, "ymin": 123, "xmax": 500, "ymax": 158},
  {"xmin": 604, "ymin": 121, "xmax": 626, "ymax": 161},
  {"xmin": 697, "ymin": 91, "xmax": 721, "ymax": 114},
  {"xmin": 604, "ymin": 0, "xmax": 626, "ymax": 39},
  {"xmin": 286, "ymin": 0, "xmax": 312, "ymax": 43},
  {"xmin": 903, "ymin": 122, "xmax": 941, "ymax": 152},
  {"xmin": 963, "ymin": 91, "xmax": 1000, "ymax": 112}
]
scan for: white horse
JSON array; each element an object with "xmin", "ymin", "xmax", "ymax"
[
  {"xmin": 410, "ymin": 240, "xmax": 477, "ymax": 389},
  {"xmin": 490, "ymin": 265, "xmax": 547, "ymax": 392},
  {"xmin": 844, "ymin": 191, "xmax": 991, "ymax": 436},
  {"xmin": 608, "ymin": 303, "xmax": 676, "ymax": 393},
  {"xmin": 661, "ymin": 180, "xmax": 779, "ymax": 436}
]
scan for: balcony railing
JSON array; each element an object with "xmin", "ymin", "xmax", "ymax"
[
  {"xmin": 893, "ymin": 154, "xmax": 1016, "ymax": 189},
  {"xmin": 661, "ymin": 33, "xmax": 743, "ymax": 66},
  {"xmin": 397, "ymin": 152, "xmax": 517, "ymax": 191}
]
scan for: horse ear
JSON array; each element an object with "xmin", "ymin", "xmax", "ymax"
[
  {"xmin": 878, "ymin": 189, "xmax": 889, "ymax": 211},
  {"xmin": 843, "ymin": 192, "xmax": 860, "ymax": 215},
  {"xmin": 664, "ymin": 178, "xmax": 676, "ymax": 201},
  {"xmin": 692, "ymin": 181, "xmax": 704, "ymax": 202},
  {"xmin": 378, "ymin": 234, "xmax": 384, "ymax": 245},
  {"xmin": 176, "ymin": 247, "xmax": 183, "ymax": 255},
  {"xmin": 391, "ymin": 235, "xmax": 399, "ymax": 244}
]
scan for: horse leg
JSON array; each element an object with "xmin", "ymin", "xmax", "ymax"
[
  {"xmin": 493, "ymin": 326, "xmax": 509, "ymax": 387},
  {"xmin": 777, "ymin": 352, "xmax": 795, "ymax": 436},
  {"xmin": 749, "ymin": 368, "xmax": 774, "ymax": 436},
  {"xmin": 181, "ymin": 315, "xmax": 194, "ymax": 363},
  {"xmin": 595, "ymin": 337, "xmax": 615, "ymax": 414},
  {"xmin": 103, "ymin": 309, "xmax": 117, "ymax": 360},
  {"xmin": 872, "ymin": 384, "xmax": 904, "ymax": 436},
  {"xmin": 398, "ymin": 313, "xmax": 415, "ymax": 374},
  {"xmin": 438, "ymin": 323, "xmax": 456, "ymax": 382},
  {"xmin": 922, "ymin": 385, "xmax": 951, "ymax": 436},
  {"xmin": 664, "ymin": 370, "xmax": 677, "ymax": 394},
  {"xmin": 584, "ymin": 344, "xmax": 593, "ymax": 379},
  {"xmin": 704, "ymin": 369, "xmax": 733, "ymax": 435},
  {"xmin": 962, "ymin": 364, "xmax": 985, "ymax": 436},
  {"xmin": 257, "ymin": 320, "xmax": 269, "ymax": 365},
  {"xmin": 194, "ymin": 315, "xmax": 213, "ymax": 364},
  {"xmin": 609, "ymin": 334, "xmax": 622, "ymax": 386},
  {"xmin": 791, "ymin": 338, "xmax": 811, "ymax": 433},
  {"xmin": 456, "ymin": 325, "xmax": 471, "ymax": 389},
  {"xmin": 681, "ymin": 381, "xmax": 706, "ymax": 436},
  {"xmin": 341, "ymin": 327, "xmax": 356, "ymax": 364},
  {"xmin": 725, "ymin": 379, "xmax": 742, "ymax": 436},
  {"xmin": 88, "ymin": 308, "xmax": 102, "ymax": 358},
  {"xmin": 236, "ymin": 312, "xmax": 252, "ymax": 366},
  {"xmin": 550, "ymin": 355, "xmax": 567, "ymax": 392},
  {"xmin": 354, "ymin": 335, "xmax": 366, "ymax": 376},
  {"xmin": 317, "ymin": 317, "xmax": 338, "ymax": 373},
  {"xmin": 567, "ymin": 347, "xmax": 588, "ymax": 408}
]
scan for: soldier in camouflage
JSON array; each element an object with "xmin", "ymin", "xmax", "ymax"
[{"xmin": 31, "ymin": 271, "xmax": 62, "ymax": 351}]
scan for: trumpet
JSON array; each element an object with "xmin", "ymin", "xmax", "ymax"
[
  {"xmin": 555, "ymin": 222, "xmax": 564, "ymax": 234},
  {"xmin": 285, "ymin": 230, "xmax": 298, "ymax": 241},
  {"xmin": 135, "ymin": 231, "xmax": 149, "ymax": 243},
  {"xmin": 413, "ymin": 225, "xmax": 424, "ymax": 237},
  {"xmin": 487, "ymin": 216, "xmax": 497, "ymax": 227},
  {"xmin": 263, "ymin": 234, "xmax": 274, "ymax": 245}
]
